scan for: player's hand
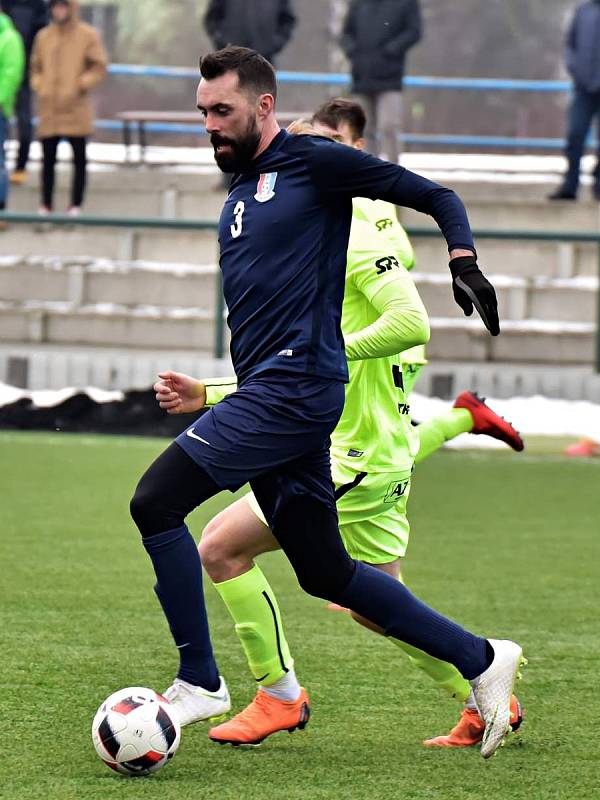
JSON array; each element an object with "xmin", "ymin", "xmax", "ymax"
[
  {"xmin": 153, "ymin": 371, "xmax": 206, "ymax": 415},
  {"xmin": 449, "ymin": 255, "xmax": 500, "ymax": 336}
]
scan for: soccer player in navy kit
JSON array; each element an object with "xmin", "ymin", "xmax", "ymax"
[{"xmin": 129, "ymin": 47, "xmax": 524, "ymax": 759}]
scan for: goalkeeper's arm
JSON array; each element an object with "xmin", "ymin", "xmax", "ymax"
[{"xmin": 344, "ymin": 259, "xmax": 430, "ymax": 362}]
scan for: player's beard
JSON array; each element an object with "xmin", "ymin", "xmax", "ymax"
[{"xmin": 211, "ymin": 117, "xmax": 261, "ymax": 173}]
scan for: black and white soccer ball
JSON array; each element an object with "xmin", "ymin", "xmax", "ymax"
[{"xmin": 92, "ymin": 687, "xmax": 181, "ymax": 776}]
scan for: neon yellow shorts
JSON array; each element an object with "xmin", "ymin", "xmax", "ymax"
[{"xmin": 245, "ymin": 460, "xmax": 413, "ymax": 565}]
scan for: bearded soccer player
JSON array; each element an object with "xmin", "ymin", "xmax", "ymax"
[
  {"xmin": 153, "ymin": 102, "xmax": 524, "ymax": 751},
  {"xmin": 130, "ymin": 46, "xmax": 525, "ymax": 760}
]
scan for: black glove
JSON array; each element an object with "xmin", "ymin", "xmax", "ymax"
[{"xmin": 449, "ymin": 255, "xmax": 500, "ymax": 336}]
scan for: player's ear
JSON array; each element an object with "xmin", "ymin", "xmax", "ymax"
[
  {"xmin": 257, "ymin": 92, "xmax": 275, "ymax": 119},
  {"xmin": 354, "ymin": 137, "xmax": 366, "ymax": 151}
]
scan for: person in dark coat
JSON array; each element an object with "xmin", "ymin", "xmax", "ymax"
[
  {"xmin": 550, "ymin": 0, "xmax": 600, "ymax": 200},
  {"xmin": 204, "ymin": 0, "xmax": 296, "ymax": 65},
  {"xmin": 1, "ymin": 0, "xmax": 48, "ymax": 184},
  {"xmin": 341, "ymin": 0, "xmax": 421, "ymax": 165}
]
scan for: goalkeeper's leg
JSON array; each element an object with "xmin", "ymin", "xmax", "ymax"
[{"xmin": 402, "ymin": 364, "xmax": 524, "ymax": 462}]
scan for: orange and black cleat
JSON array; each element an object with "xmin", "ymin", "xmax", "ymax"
[
  {"xmin": 454, "ymin": 391, "xmax": 524, "ymax": 452},
  {"xmin": 208, "ymin": 688, "xmax": 310, "ymax": 747},
  {"xmin": 423, "ymin": 694, "xmax": 523, "ymax": 748}
]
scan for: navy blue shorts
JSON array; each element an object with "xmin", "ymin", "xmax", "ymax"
[{"xmin": 175, "ymin": 373, "xmax": 345, "ymax": 525}]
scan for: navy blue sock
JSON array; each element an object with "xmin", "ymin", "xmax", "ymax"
[
  {"xmin": 338, "ymin": 561, "xmax": 491, "ymax": 680},
  {"xmin": 143, "ymin": 525, "xmax": 220, "ymax": 691}
]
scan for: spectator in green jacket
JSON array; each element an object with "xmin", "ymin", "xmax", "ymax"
[{"xmin": 0, "ymin": 5, "xmax": 25, "ymax": 225}]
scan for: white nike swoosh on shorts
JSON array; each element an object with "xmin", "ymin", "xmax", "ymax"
[{"xmin": 186, "ymin": 428, "xmax": 211, "ymax": 446}]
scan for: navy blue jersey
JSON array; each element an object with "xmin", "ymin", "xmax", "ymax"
[{"xmin": 219, "ymin": 129, "xmax": 475, "ymax": 385}]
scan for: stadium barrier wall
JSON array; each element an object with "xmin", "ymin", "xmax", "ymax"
[{"xmin": 1, "ymin": 211, "xmax": 600, "ymax": 371}]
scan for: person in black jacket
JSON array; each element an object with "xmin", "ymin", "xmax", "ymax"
[
  {"xmin": 204, "ymin": 0, "xmax": 296, "ymax": 65},
  {"xmin": 2, "ymin": 0, "xmax": 47, "ymax": 184},
  {"xmin": 549, "ymin": 0, "xmax": 600, "ymax": 201},
  {"xmin": 341, "ymin": 0, "xmax": 421, "ymax": 165}
]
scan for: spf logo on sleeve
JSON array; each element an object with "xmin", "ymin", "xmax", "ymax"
[
  {"xmin": 376, "ymin": 218, "xmax": 394, "ymax": 231},
  {"xmin": 384, "ymin": 477, "xmax": 411, "ymax": 504},
  {"xmin": 375, "ymin": 255, "xmax": 401, "ymax": 274}
]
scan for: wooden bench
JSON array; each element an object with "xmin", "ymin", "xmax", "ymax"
[{"xmin": 116, "ymin": 110, "xmax": 311, "ymax": 163}]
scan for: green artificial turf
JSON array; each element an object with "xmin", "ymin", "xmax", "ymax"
[{"xmin": 1, "ymin": 431, "xmax": 598, "ymax": 800}]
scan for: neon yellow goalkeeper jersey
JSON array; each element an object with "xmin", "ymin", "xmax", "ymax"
[
  {"xmin": 352, "ymin": 198, "xmax": 426, "ymax": 367},
  {"xmin": 330, "ymin": 217, "xmax": 427, "ymax": 472}
]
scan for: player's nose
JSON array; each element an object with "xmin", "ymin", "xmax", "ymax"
[{"xmin": 204, "ymin": 113, "xmax": 221, "ymax": 134}]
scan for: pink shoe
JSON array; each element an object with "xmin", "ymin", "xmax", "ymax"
[
  {"xmin": 38, "ymin": 206, "xmax": 51, "ymax": 216},
  {"xmin": 564, "ymin": 438, "xmax": 600, "ymax": 457},
  {"xmin": 67, "ymin": 206, "xmax": 81, "ymax": 217}
]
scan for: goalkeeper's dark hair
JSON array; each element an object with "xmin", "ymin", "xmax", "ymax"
[
  {"xmin": 312, "ymin": 97, "xmax": 367, "ymax": 141},
  {"xmin": 199, "ymin": 46, "xmax": 277, "ymax": 101}
]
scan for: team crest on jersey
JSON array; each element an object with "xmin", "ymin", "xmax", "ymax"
[{"xmin": 254, "ymin": 172, "xmax": 278, "ymax": 202}]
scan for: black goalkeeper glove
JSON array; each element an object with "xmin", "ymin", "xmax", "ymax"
[{"xmin": 449, "ymin": 255, "xmax": 500, "ymax": 337}]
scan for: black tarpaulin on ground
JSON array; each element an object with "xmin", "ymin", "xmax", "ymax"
[{"xmin": 0, "ymin": 389, "xmax": 197, "ymax": 437}]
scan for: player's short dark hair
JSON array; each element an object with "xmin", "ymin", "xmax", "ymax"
[
  {"xmin": 199, "ymin": 46, "xmax": 277, "ymax": 101},
  {"xmin": 312, "ymin": 98, "xmax": 367, "ymax": 141}
]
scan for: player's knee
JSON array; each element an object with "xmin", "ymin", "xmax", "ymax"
[
  {"xmin": 199, "ymin": 521, "xmax": 254, "ymax": 583},
  {"xmin": 129, "ymin": 483, "xmax": 158, "ymax": 537},
  {"xmin": 129, "ymin": 480, "xmax": 179, "ymax": 539},
  {"xmin": 295, "ymin": 560, "xmax": 355, "ymax": 601},
  {"xmin": 198, "ymin": 529, "xmax": 233, "ymax": 578}
]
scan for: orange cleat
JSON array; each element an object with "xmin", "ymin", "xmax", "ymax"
[
  {"xmin": 454, "ymin": 391, "xmax": 524, "ymax": 451},
  {"xmin": 423, "ymin": 694, "xmax": 523, "ymax": 748},
  {"xmin": 326, "ymin": 602, "xmax": 350, "ymax": 613},
  {"xmin": 564, "ymin": 438, "xmax": 600, "ymax": 457},
  {"xmin": 208, "ymin": 688, "xmax": 310, "ymax": 746}
]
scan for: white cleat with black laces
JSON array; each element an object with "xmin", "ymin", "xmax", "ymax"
[
  {"xmin": 470, "ymin": 639, "xmax": 527, "ymax": 759},
  {"xmin": 163, "ymin": 676, "xmax": 231, "ymax": 727}
]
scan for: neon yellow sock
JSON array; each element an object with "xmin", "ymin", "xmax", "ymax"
[
  {"xmin": 390, "ymin": 638, "xmax": 471, "ymax": 703},
  {"xmin": 213, "ymin": 564, "xmax": 293, "ymax": 687},
  {"xmin": 415, "ymin": 408, "xmax": 473, "ymax": 463},
  {"xmin": 389, "ymin": 568, "xmax": 470, "ymax": 702}
]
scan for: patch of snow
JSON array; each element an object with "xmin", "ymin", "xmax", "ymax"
[
  {"xmin": 0, "ymin": 382, "xmax": 124, "ymax": 407},
  {"xmin": 429, "ymin": 317, "xmax": 595, "ymax": 334}
]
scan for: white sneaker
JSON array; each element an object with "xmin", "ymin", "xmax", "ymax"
[
  {"xmin": 470, "ymin": 639, "xmax": 526, "ymax": 758},
  {"xmin": 163, "ymin": 676, "xmax": 230, "ymax": 727}
]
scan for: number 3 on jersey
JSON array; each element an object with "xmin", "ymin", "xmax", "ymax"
[{"xmin": 231, "ymin": 201, "xmax": 245, "ymax": 239}]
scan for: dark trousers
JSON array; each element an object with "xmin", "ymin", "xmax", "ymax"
[
  {"xmin": 13, "ymin": 80, "xmax": 32, "ymax": 172},
  {"xmin": 563, "ymin": 88, "xmax": 600, "ymax": 195},
  {"xmin": 41, "ymin": 136, "xmax": 87, "ymax": 210}
]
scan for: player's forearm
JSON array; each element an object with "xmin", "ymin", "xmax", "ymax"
[
  {"xmin": 344, "ymin": 305, "xmax": 430, "ymax": 362},
  {"xmin": 387, "ymin": 177, "xmax": 476, "ymax": 255},
  {"xmin": 203, "ymin": 377, "xmax": 238, "ymax": 406}
]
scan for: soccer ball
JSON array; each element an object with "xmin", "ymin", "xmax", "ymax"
[{"xmin": 92, "ymin": 687, "xmax": 180, "ymax": 776}]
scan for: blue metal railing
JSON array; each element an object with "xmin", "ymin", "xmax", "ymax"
[
  {"xmin": 100, "ymin": 64, "xmax": 584, "ymax": 151},
  {"xmin": 108, "ymin": 64, "xmax": 572, "ymax": 93}
]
